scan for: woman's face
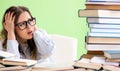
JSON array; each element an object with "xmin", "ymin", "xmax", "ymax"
[{"xmin": 15, "ymin": 11, "xmax": 35, "ymax": 42}]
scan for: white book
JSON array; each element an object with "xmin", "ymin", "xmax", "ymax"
[
  {"xmin": 89, "ymin": 24, "xmax": 120, "ymax": 29},
  {"xmin": 86, "ymin": 2, "xmax": 120, "ymax": 5},
  {"xmin": 91, "ymin": 56, "xmax": 119, "ymax": 66},
  {"xmin": 79, "ymin": 9, "xmax": 120, "ymax": 18},
  {"xmin": 0, "ymin": 51, "xmax": 15, "ymax": 58},
  {"xmin": 73, "ymin": 58, "xmax": 102, "ymax": 70},
  {"xmin": 90, "ymin": 28, "xmax": 120, "ymax": 33},
  {"xmin": 87, "ymin": 17, "xmax": 120, "ymax": 24},
  {"xmin": 86, "ymin": 43, "xmax": 120, "ymax": 51},
  {"xmin": 88, "ymin": 32, "xmax": 120, "ymax": 38},
  {"xmin": 33, "ymin": 62, "xmax": 74, "ymax": 71},
  {"xmin": 2, "ymin": 58, "xmax": 37, "ymax": 66}
]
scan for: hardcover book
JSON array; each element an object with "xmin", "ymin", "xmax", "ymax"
[
  {"xmin": 79, "ymin": 9, "xmax": 120, "ymax": 18},
  {"xmin": 86, "ymin": 4, "xmax": 120, "ymax": 10},
  {"xmin": 87, "ymin": 17, "xmax": 120, "ymax": 24},
  {"xmin": 74, "ymin": 54, "xmax": 120, "ymax": 71},
  {"xmin": 88, "ymin": 32, "xmax": 120, "ymax": 38},
  {"xmin": 32, "ymin": 62, "xmax": 74, "ymax": 71},
  {"xmin": 73, "ymin": 57, "xmax": 102, "ymax": 70},
  {"xmin": 86, "ymin": 43, "xmax": 120, "ymax": 51},
  {"xmin": 90, "ymin": 28, "xmax": 120, "ymax": 33},
  {"xmin": 0, "ymin": 51, "xmax": 15, "ymax": 59},
  {"xmin": 105, "ymin": 58, "xmax": 120, "ymax": 62},
  {"xmin": 104, "ymin": 51, "xmax": 120, "ymax": 59},
  {"xmin": 86, "ymin": 36, "xmax": 120, "ymax": 44},
  {"xmin": 89, "ymin": 23, "xmax": 120, "ymax": 29},
  {"xmin": 1, "ymin": 58, "xmax": 37, "ymax": 66}
]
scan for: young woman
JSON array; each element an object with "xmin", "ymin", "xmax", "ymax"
[{"xmin": 0, "ymin": 6, "xmax": 55, "ymax": 62}]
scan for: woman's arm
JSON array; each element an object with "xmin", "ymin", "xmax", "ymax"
[
  {"xmin": 33, "ymin": 29, "xmax": 55, "ymax": 59},
  {"xmin": 7, "ymin": 40, "xmax": 20, "ymax": 58}
]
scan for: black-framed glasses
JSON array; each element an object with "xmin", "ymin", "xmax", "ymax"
[{"xmin": 15, "ymin": 17, "xmax": 36, "ymax": 30}]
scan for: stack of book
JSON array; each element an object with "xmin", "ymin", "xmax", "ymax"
[
  {"xmin": 73, "ymin": 54, "xmax": 120, "ymax": 71},
  {"xmin": 81, "ymin": 0, "xmax": 120, "ymax": 56},
  {"xmin": 0, "ymin": 51, "xmax": 37, "ymax": 71},
  {"xmin": 75, "ymin": 0, "xmax": 120, "ymax": 70}
]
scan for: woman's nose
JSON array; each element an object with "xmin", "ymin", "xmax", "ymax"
[{"xmin": 26, "ymin": 23, "xmax": 32, "ymax": 29}]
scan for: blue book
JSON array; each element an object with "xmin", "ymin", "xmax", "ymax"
[
  {"xmin": 104, "ymin": 51, "xmax": 120, "ymax": 58},
  {"xmin": 89, "ymin": 23, "xmax": 120, "ymax": 29},
  {"xmin": 88, "ymin": 32, "xmax": 120, "ymax": 38},
  {"xmin": 104, "ymin": 50, "xmax": 120, "ymax": 54},
  {"xmin": 90, "ymin": 28, "xmax": 120, "ymax": 33}
]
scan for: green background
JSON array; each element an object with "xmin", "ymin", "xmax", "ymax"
[{"xmin": 0, "ymin": 0, "xmax": 88, "ymax": 59}]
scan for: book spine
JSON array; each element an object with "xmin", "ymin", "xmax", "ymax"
[
  {"xmin": 79, "ymin": 9, "xmax": 120, "ymax": 18},
  {"xmin": 87, "ymin": 17, "xmax": 120, "ymax": 24}
]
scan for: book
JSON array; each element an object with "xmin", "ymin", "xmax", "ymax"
[
  {"xmin": 86, "ymin": 2, "xmax": 120, "ymax": 5},
  {"xmin": 87, "ymin": 17, "xmax": 120, "ymax": 24},
  {"xmin": 73, "ymin": 58, "xmax": 102, "ymax": 70},
  {"xmin": 0, "ymin": 66, "xmax": 31, "ymax": 71},
  {"xmin": 0, "ymin": 58, "xmax": 37, "ymax": 67},
  {"xmin": 104, "ymin": 51, "xmax": 120, "ymax": 59},
  {"xmin": 90, "ymin": 28, "xmax": 120, "ymax": 33},
  {"xmin": 85, "ymin": 0, "xmax": 120, "ymax": 10},
  {"xmin": 86, "ymin": 4, "xmax": 120, "ymax": 10},
  {"xmin": 0, "ymin": 51, "xmax": 15, "ymax": 59},
  {"xmin": 81, "ymin": 54, "xmax": 94, "ymax": 59},
  {"xmin": 0, "ymin": 63, "xmax": 5, "ymax": 68},
  {"xmin": 103, "ymin": 64, "xmax": 120, "ymax": 71},
  {"xmin": 79, "ymin": 9, "xmax": 120, "ymax": 18},
  {"xmin": 105, "ymin": 58, "xmax": 120, "ymax": 62},
  {"xmin": 86, "ymin": 36, "xmax": 120, "ymax": 44},
  {"xmin": 89, "ymin": 23, "xmax": 120, "ymax": 29},
  {"xmin": 73, "ymin": 56, "xmax": 120, "ymax": 71},
  {"xmin": 86, "ymin": 43, "xmax": 120, "ymax": 51},
  {"xmin": 87, "ymin": 51, "xmax": 104, "ymax": 55},
  {"xmin": 74, "ymin": 54, "xmax": 120, "ymax": 71},
  {"xmin": 90, "ymin": 56, "xmax": 119, "ymax": 66},
  {"xmin": 32, "ymin": 62, "xmax": 74, "ymax": 71},
  {"xmin": 104, "ymin": 50, "xmax": 120, "ymax": 54},
  {"xmin": 88, "ymin": 32, "xmax": 120, "ymax": 38},
  {"xmin": 32, "ymin": 68, "xmax": 88, "ymax": 71}
]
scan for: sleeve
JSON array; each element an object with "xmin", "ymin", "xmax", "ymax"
[
  {"xmin": 33, "ymin": 29, "xmax": 55, "ymax": 59},
  {"xmin": 0, "ymin": 40, "xmax": 3, "ymax": 50},
  {"xmin": 6, "ymin": 40, "xmax": 20, "ymax": 58}
]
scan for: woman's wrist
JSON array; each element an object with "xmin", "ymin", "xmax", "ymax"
[{"xmin": 7, "ymin": 32, "xmax": 16, "ymax": 40}]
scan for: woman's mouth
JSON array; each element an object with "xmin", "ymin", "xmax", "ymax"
[{"xmin": 27, "ymin": 31, "xmax": 33, "ymax": 35}]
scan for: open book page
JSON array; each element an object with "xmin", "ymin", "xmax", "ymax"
[
  {"xmin": 90, "ymin": 56, "xmax": 119, "ymax": 66},
  {"xmin": 2, "ymin": 58, "xmax": 37, "ymax": 66},
  {"xmin": 73, "ymin": 58, "xmax": 102, "ymax": 70},
  {"xmin": 0, "ymin": 63, "xmax": 5, "ymax": 68},
  {"xmin": 0, "ymin": 66, "xmax": 32, "ymax": 71},
  {"xmin": 0, "ymin": 51, "xmax": 15, "ymax": 58},
  {"xmin": 103, "ymin": 65, "xmax": 120, "ymax": 71},
  {"xmin": 32, "ymin": 62, "xmax": 74, "ymax": 70}
]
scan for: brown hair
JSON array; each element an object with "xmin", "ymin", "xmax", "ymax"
[{"xmin": 1, "ymin": 6, "xmax": 37, "ymax": 60}]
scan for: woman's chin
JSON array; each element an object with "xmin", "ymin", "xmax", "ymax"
[{"xmin": 27, "ymin": 35, "xmax": 33, "ymax": 39}]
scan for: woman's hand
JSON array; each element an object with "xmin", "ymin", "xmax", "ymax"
[
  {"xmin": 34, "ymin": 26, "xmax": 38, "ymax": 31},
  {"xmin": 4, "ymin": 12, "xmax": 16, "ymax": 40},
  {"xmin": 4, "ymin": 12, "xmax": 15, "ymax": 33}
]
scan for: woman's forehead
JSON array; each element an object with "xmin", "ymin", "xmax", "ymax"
[{"xmin": 17, "ymin": 12, "xmax": 31, "ymax": 23}]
